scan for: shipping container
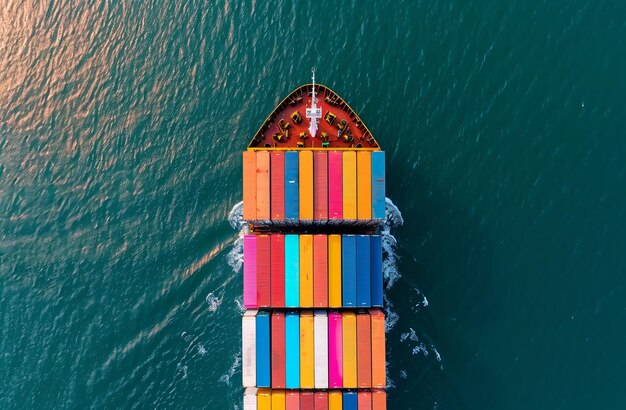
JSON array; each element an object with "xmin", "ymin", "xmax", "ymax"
[
  {"xmin": 284, "ymin": 235, "xmax": 300, "ymax": 307},
  {"xmin": 258, "ymin": 389, "xmax": 272, "ymax": 410},
  {"xmin": 371, "ymin": 390, "xmax": 386, "ymax": 410},
  {"xmin": 314, "ymin": 392, "xmax": 329, "ymax": 410},
  {"xmin": 271, "ymin": 312, "xmax": 286, "ymax": 388},
  {"xmin": 342, "ymin": 151, "xmax": 357, "ymax": 219},
  {"xmin": 244, "ymin": 235, "xmax": 257, "ymax": 308},
  {"xmin": 242, "ymin": 310, "xmax": 257, "ymax": 387},
  {"xmin": 329, "ymin": 391, "xmax": 343, "ymax": 410},
  {"xmin": 313, "ymin": 310, "xmax": 329, "ymax": 388},
  {"xmin": 257, "ymin": 235, "xmax": 271, "ymax": 307},
  {"xmin": 370, "ymin": 235, "xmax": 383, "ymax": 308},
  {"xmin": 284, "ymin": 151, "xmax": 299, "ymax": 219},
  {"xmin": 342, "ymin": 392, "xmax": 357, "ymax": 410},
  {"xmin": 271, "ymin": 151, "xmax": 285, "ymax": 220},
  {"xmin": 371, "ymin": 151, "xmax": 385, "ymax": 219},
  {"xmin": 342, "ymin": 311, "xmax": 357, "ymax": 388},
  {"xmin": 357, "ymin": 151, "xmax": 372, "ymax": 220},
  {"xmin": 356, "ymin": 235, "xmax": 371, "ymax": 307},
  {"xmin": 357, "ymin": 391, "xmax": 372, "ymax": 410},
  {"xmin": 256, "ymin": 311, "xmax": 271, "ymax": 387},
  {"xmin": 370, "ymin": 309, "xmax": 386, "ymax": 388},
  {"xmin": 313, "ymin": 151, "xmax": 328, "ymax": 219},
  {"xmin": 313, "ymin": 235, "xmax": 328, "ymax": 307},
  {"xmin": 301, "ymin": 392, "xmax": 314, "ymax": 410},
  {"xmin": 328, "ymin": 235, "xmax": 342, "ymax": 308},
  {"xmin": 328, "ymin": 151, "xmax": 343, "ymax": 219},
  {"xmin": 341, "ymin": 235, "xmax": 357, "ymax": 307},
  {"xmin": 285, "ymin": 391, "xmax": 300, "ymax": 410},
  {"xmin": 300, "ymin": 234, "xmax": 314, "ymax": 307},
  {"xmin": 271, "ymin": 390, "xmax": 285, "ymax": 410},
  {"xmin": 285, "ymin": 312, "xmax": 300, "ymax": 388},
  {"xmin": 328, "ymin": 312, "xmax": 343, "ymax": 388},
  {"xmin": 299, "ymin": 150, "xmax": 314, "ymax": 220},
  {"xmin": 356, "ymin": 312, "xmax": 372, "ymax": 388},
  {"xmin": 271, "ymin": 235, "xmax": 286, "ymax": 307},
  {"xmin": 243, "ymin": 151, "xmax": 257, "ymax": 220},
  {"xmin": 244, "ymin": 387, "xmax": 258, "ymax": 410},
  {"xmin": 299, "ymin": 310, "xmax": 315, "ymax": 388},
  {"xmin": 256, "ymin": 151, "xmax": 270, "ymax": 220}
]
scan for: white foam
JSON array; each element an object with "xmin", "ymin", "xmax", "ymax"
[
  {"xmin": 381, "ymin": 197, "xmax": 404, "ymax": 289},
  {"xmin": 219, "ymin": 350, "xmax": 242, "ymax": 385}
]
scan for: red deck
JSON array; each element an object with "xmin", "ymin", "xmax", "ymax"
[{"xmin": 248, "ymin": 84, "xmax": 379, "ymax": 150}]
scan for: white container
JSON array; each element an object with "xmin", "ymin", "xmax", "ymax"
[
  {"xmin": 313, "ymin": 310, "xmax": 329, "ymax": 388},
  {"xmin": 242, "ymin": 310, "xmax": 257, "ymax": 387},
  {"xmin": 243, "ymin": 387, "xmax": 258, "ymax": 410}
]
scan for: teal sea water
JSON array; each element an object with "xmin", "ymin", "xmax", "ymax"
[{"xmin": 1, "ymin": 1, "xmax": 625, "ymax": 408}]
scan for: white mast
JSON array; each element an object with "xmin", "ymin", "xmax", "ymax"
[{"xmin": 306, "ymin": 67, "xmax": 322, "ymax": 138}]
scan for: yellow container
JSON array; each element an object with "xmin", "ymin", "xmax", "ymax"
[
  {"xmin": 300, "ymin": 234, "xmax": 313, "ymax": 307},
  {"xmin": 258, "ymin": 388, "xmax": 272, "ymax": 410},
  {"xmin": 342, "ymin": 311, "xmax": 357, "ymax": 388},
  {"xmin": 271, "ymin": 389, "xmax": 285, "ymax": 410},
  {"xmin": 342, "ymin": 151, "xmax": 357, "ymax": 219},
  {"xmin": 329, "ymin": 390, "xmax": 343, "ymax": 410},
  {"xmin": 300, "ymin": 310, "xmax": 315, "ymax": 388},
  {"xmin": 299, "ymin": 150, "xmax": 314, "ymax": 220},
  {"xmin": 357, "ymin": 151, "xmax": 372, "ymax": 220},
  {"xmin": 328, "ymin": 235, "xmax": 342, "ymax": 308}
]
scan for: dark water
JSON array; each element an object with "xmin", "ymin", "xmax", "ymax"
[{"xmin": 1, "ymin": 1, "xmax": 625, "ymax": 409}]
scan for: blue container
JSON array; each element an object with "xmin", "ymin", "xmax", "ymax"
[
  {"xmin": 255, "ymin": 311, "xmax": 271, "ymax": 387},
  {"xmin": 342, "ymin": 391, "xmax": 357, "ymax": 410},
  {"xmin": 356, "ymin": 235, "xmax": 371, "ymax": 307},
  {"xmin": 284, "ymin": 235, "xmax": 300, "ymax": 307},
  {"xmin": 285, "ymin": 311, "xmax": 300, "ymax": 388},
  {"xmin": 342, "ymin": 235, "xmax": 357, "ymax": 307},
  {"xmin": 284, "ymin": 151, "xmax": 299, "ymax": 219},
  {"xmin": 371, "ymin": 151, "xmax": 386, "ymax": 219},
  {"xmin": 370, "ymin": 235, "xmax": 384, "ymax": 307}
]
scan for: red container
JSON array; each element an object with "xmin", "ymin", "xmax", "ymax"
[
  {"xmin": 301, "ymin": 391, "xmax": 315, "ymax": 410},
  {"xmin": 314, "ymin": 391, "xmax": 329, "ymax": 410},
  {"xmin": 256, "ymin": 235, "xmax": 271, "ymax": 307},
  {"xmin": 313, "ymin": 234, "xmax": 328, "ymax": 307},
  {"xmin": 271, "ymin": 312, "xmax": 286, "ymax": 388},
  {"xmin": 358, "ymin": 391, "xmax": 372, "ymax": 410},
  {"xmin": 286, "ymin": 390, "xmax": 300, "ymax": 410},
  {"xmin": 271, "ymin": 234, "xmax": 285, "ymax": 307},
  {"xmin": 314, "ymin": 151, "xmax": 328, "ymax": 219},
  {"xmin": 328, "ymin": 151, "xmax": 343, "ymax": 219},
  {"xmin": 357, "ymin": 312, "xmax": 372, "ymax": 388},
  {"xmin": 271, "ymin": 151, "xmax": 285, "ymax": 220}
]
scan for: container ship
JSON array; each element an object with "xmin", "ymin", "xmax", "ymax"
[{"xmin": 241, "ymin": 69, "xmax": 387, "ymax": 410}]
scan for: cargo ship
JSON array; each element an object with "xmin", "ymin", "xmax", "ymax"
[{"xmin": 241, "ymin": 69, "xmax": 387, "ymax": 410}]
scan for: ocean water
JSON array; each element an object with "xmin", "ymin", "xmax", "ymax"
[{"xmin": 1, "ymin": 1, "xmax": 625, "ymax": 409}]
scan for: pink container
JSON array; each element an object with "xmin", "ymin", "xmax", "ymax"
[
  {"xmin": 328, "ymin": 312, "xmax": 343, "ymax": 388},
  {"xmin": 328, "ymin": 152, "xmax": 343, "ymax": 220},
  {"xmin": 243, "ymin": 235, "xmax": 257, "ymax": 308}
]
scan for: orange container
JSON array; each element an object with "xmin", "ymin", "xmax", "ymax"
[
  {"xmin": 300, "ymin": 310, "xmax": 315, "ymax": 388},
  {"xmin": 242, "ymin": 151, "xmax": 256, "ymax": 220},
  {"xmin": 256, "ymin": 151, "xmax": 270, "ymax": 220},
  {"xmin": 313, "ymin": 151, "xmax": 328, "ymax": 219},
  {"xmin": 357, "ymin": 391, "xmax": 372, "ymax": 410},
  {"xmin": 370, "ymin": 309, "xmax": 386, "ymax": 388},
  {"xmin": 342, "ymin": 151, "xmax": 357, "ymax": 219},
  {"xmin": 356, "ymin": 311, "xmax": 372, "ymax": 388},
  {"xmin": 299, "ymin": 150, "xmax": 314, "ymax": 220},
  {"xmin": 342, "ymin": 311, "xmax": 357, "ymax": 388},
  {"xmin": 356, "ymin": 151, "xmax": 372, "ymax": 220},
  {"xmin": 285, "ymin": 391, "xmax": 300, "ymax": 410},
  {"xmin": 314, "ymin": 391, "xmax": 329, "ymax": 410},
  {"xmin": 328, "ymin": 235, "xmax": 342, "ymax": 308},
  {"xmin": 371, "ymin": 390, "xmax": 386, "ymax": 410},
  {"xmin": 328, "ymin": 390, "xmax": 342, "ymax": 410},
  {"xmin": 300, "ymin": 234, "xmax": 313, "ymax": 307},
  {"xmin": 272, "ymin": 390, "xmax": 286, "ymax": 410},
  {"xmin": 313, "ymin": 234, "xmax": 328, "ymax": 307}
]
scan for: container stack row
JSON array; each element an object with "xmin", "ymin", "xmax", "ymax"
[
  {"xmin": 242, "ymin": 310, "xmax": 386, "ymax": 390},
  {"xmin": 244, "ymin": 234, "xmax": 383, "ymax": 309},
  {"xmin": 242, "ymin": 150, "xmax": 386, "ymax": 222},
  {"xmin": 243, "ymin": 388, "xmax": 386, "ymax": 410}
]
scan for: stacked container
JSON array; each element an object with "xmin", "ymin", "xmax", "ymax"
[{"xmin": 242, "ymin": 149, "xmax": 387, "ymax": 410}]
